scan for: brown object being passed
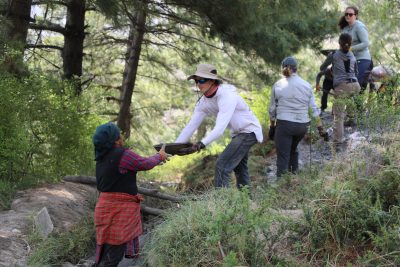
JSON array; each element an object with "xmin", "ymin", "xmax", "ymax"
[{"xmin": 153, "ymin": 143, "xmax": 193, "ymax": 155}]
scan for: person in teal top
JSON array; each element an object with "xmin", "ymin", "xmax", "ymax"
[{"xmin": 338, "ymin": 6, "xmax": 372, "ymax": 92}]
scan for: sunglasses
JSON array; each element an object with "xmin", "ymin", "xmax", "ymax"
[
  {"xmin": 345, "ymin": 13, "xmax": 355, "ymax": 17},
  {"xmin": 195, "ymin": 78, "xmax": 209, "ymax": 84}
]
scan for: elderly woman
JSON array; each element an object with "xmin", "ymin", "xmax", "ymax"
[
  {"xmin": 268, "ymin": 57, "xmax": 327, "ymax": 178},
  {"xmin": 93, "ymin": 122, "xmax": 168, "ymax": 267}
]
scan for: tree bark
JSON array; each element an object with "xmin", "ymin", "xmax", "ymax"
[
  {"xmin": 2, "ymin": 0, "xmax": 32, "ymax": 74},
  {"xmin": 63, "ymin": 0, "xmax": 86, "ymax": 95},
  {"xmin": 117, "ymin": 1, "xmax": 147, "ymax": 138}
]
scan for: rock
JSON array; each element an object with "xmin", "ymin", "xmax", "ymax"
[
  {"xmin": 0, "ymin": 182, "xmax": 97, "ymax": 266},
  {"xmin": 62, "ymin": 262, "xmax": 76, "ymax": 267},
  {"xmin": 34, "ymin": 207, "xmax": 54, "ymax": 238}
]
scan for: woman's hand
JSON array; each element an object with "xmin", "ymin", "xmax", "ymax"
[{"xmin": 158, "ymin": 143, "xmax": 171, "ymax": 162}]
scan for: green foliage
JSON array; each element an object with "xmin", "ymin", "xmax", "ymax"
[
  {"xmin": 0, "ymin": 179, "xmax": 14, "ymax": 210},
  {"xmin": 302, "ymin": 163, "xmax": 400, "ymax": 264},
  {"xmin": 369, "ymin": 168, "xmax": 400, "ymax": 211},
  {"xmin": 188, "ymin": 0, "xmax": 338, "ymax": 65},
  {"xmin": 360, "ymin": 207, "xmax": 400, "ymax": 266},
  {"xmin": 305, "ymin": 180, "xmax": 379, "ymax": 250},
  {"xmin": 246, "ymin": 87, "xmax": 271, "ymax": 128},
  {"xmin": 28, "ymin": 216, "xmax": 95, "ymax": 265},
  {"xmin": 144, "ymin": 188, "xmax": 288, "ymax": 266},
  {"xmin": 0, "ymin": 75, "xmax": 31, "ymax": 180},
  {"xmin": 0, "ymin": 73, "xmax": 101, "ymax": 209}
]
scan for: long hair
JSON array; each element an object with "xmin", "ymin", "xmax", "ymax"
[
  {"xmin": 338, "ymin": 6, "xmax": 359, "ymax": 30},
  {"xmin": 339, "ymin": 33, "xmax": 352, "ymax": 53}
]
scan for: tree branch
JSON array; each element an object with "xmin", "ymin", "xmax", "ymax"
[
  {"xmin": 25, "ymin": 44, "xmax": 63, "ymax": 51},
  {"xmin": 32, "ymin": 0, "xmax": 68, "ymax": 7},
  {"xmin": 29, "ymin": 21, "xmax": 66, "ymax": 35}
]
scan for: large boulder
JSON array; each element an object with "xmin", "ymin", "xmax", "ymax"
[{"xmin": 0, "ymin": 182, "xmax": 97, "ymax": 266}]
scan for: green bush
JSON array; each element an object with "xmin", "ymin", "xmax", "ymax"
[
  {"xmin": 28, "ymin": 216, "xmax": 95, "ymax": 265},
  {"xmin": 302, "ymin": 165, "xmax": 400, "ymax": 263},
  {"xmin": 360, "ymin": 207, "xmax": 400, "ymax": 266},
  {"xmin": 144, "ymin": 188, "xmax": 289, "ymax": 266},
  {"xmin": 0, "ymin": 75, "xmax": 32, "ymax": 179},
  {"xmin": 0, "ymin": 73, "xmax": 101, "ymax": 208},
  {"xmin": 369, "ymin": 167, "xmax": 400, "ymax": 211}
]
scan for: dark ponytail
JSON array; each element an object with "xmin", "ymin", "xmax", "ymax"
[
  {"xmin": 282, "ymin": 67, "xmax": 292, "ymax": 77},
  {"xmin": 339, "ymin": 33, "xmax": 352, "ymax": 53}
]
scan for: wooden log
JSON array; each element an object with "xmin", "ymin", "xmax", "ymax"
[
  {"xmin": 141, "ymin": 204, "xmax": 166, "ymax": 217},
  {"xmin": 64, "ymin": 175, "xmax": 96, "ymax": 185},
  {"xmin": 63, "ymin": 175, "xmax": 185, "ymax": 202}
]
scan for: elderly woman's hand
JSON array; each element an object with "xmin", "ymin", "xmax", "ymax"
[{"xmin": 158, "ymin": 144, "xmax": 171, "ymax": 163}]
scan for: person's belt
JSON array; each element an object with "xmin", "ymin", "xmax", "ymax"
[{"xmin": 346, "ymin": 78, "xmax": 358, "ymax": 83}]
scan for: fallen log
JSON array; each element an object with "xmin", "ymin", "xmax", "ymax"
[
  {"xmin": 63, "ymin": 175, "xmax": 185, "ymax": 202},
  {"xmin": 141, "ymin": 204, "xmax": 166, "ymax": 217}
]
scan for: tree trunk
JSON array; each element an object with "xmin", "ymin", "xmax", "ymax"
[
  {"xmin": 117, "ymin": 1, "xmax": 147, "ymax": 138},
  {"xmin": 1, "ymin": 0, "xmax": 32, "ymax": 74},
  {"xmin": 63, "ymin": 0, "xmax": 86, "ymax": 95}
]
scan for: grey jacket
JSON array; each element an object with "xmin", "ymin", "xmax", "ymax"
[
  {"xmin": 269, "ymin": 74, "xmax": 320, "ymax": 123},
  {"xmin": 332, "ymin": 50, "xmax": 358, "ymax": 87},
  {"xmin": 319, "ymin": 51, "xmax": 358, "ymax": 87}
]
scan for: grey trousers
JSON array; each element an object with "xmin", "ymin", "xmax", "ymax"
[
  {"xmin": 214, "ymin": 132, "xmax": 257, "ymax": 188},
  {"xmin": 275, "ymin": 120, "xmax": 308, "ymax": 177}
]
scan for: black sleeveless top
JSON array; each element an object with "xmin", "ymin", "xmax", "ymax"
[{"xmin": 96, "ymin": 147, "xmax": 138, "ymax": 195}]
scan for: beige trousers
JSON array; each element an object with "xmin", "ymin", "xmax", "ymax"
[{"xmin": 332, "ymin": 82, "xmax": 361, "ymax": 143}]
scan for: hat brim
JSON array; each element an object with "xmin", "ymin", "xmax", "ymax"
[{"xmin": 187, "ymin": 71, "xmax": 221, "ymax": 81}]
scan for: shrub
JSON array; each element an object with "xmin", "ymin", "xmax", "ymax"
[
  {"xmin": 144, "ymin": 188, "xmax": 289, "ymax": 266},
  {"xmin": 28, "ymin": 216, "xmax": 95, "ymax": 265},
  {"xmin": 0, "ymin": 73, "xmax": 101, "ymax": 209}
]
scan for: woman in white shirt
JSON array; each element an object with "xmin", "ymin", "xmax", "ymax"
[
  {"xmin": 268, "ymin": 57, "xmax": 327, "ymax": 177},
  {"xmin": 175, "ymin": 63, "xmax": 263, "ymax": 188}
]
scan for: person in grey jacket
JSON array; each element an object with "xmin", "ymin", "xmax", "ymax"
[
  {"xmin": 268, "ymin": 57, "xmax": 327, "ymax": 178},
  {"xmin": 338, "ymin": 6, "xmax": 372, "ymax": 92}
]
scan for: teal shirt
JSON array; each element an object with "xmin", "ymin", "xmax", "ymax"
[{"xmin": 342, "ymin": 20, "xmax": 371, "ymax": 60}]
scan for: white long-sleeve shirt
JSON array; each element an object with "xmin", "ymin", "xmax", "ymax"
[
  {"xmin": 175, "ymin": 84, "xmax": 263, "ymax": 146},
  {"xmin": 269, "ymin": 74, "xmax": 320, "ymax": 123}
]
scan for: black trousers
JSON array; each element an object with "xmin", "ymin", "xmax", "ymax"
[
  {"xmin": 321, "ymin": 78, "xmax": 334, "ymax": 111},
  {"xmin": 96, "ymin": 243, "xmax": 126, "ymax": 267},
  {"xmin": 275, "ymin": 120, "xmax": 308, "ymax": 177}
]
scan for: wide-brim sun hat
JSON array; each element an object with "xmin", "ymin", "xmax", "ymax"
[{"xmin": 187, "ymin": 63, "xmax": 222, "ymax": 81}]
